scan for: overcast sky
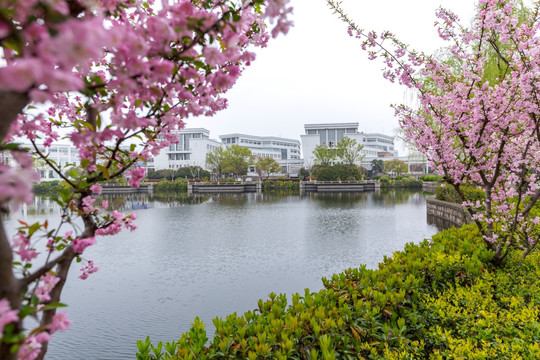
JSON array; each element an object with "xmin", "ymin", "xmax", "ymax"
[{"xmin": 191, "ymin": 0, "xmax": 477, "ymax": 153}]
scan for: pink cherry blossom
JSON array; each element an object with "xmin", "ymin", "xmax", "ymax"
[
  {"xmin": 71, "ymin": 237, "xmax": 96, "ymax": 254},
  {"xmin": 49, "ymin": 312, "xmax": 70, "ymax": 333},
  {"xmin": 330, "ymin": 0, "xmax": 539, "ymax": 261}
]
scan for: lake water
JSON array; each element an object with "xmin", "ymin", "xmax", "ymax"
[{"xmin": 4, "ymin": 190, "xmax": 438, "ymax": 360}]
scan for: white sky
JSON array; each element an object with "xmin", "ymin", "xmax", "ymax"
[{"xmin": 191, "ymin": 0, "xmax": 477, "ymax": 153}]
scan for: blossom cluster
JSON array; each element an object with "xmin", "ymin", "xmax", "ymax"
[{"xmin": 330, "ymin": 0, "xmax": 539, "ymax": 258}]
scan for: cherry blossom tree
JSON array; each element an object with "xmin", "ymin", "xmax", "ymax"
[
  {"xmin": 0, "ymin": 1, "xmax": 292, "ymax": 359},
  {"xmin": 328, "ymin": 0, "xmax": 540, "ymax": 263}
]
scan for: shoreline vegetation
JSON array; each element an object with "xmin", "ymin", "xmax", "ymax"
[
  {"xmin": 137, "ymin": 224, "xmax": 540, "ymax": 359},
  {"xmin": 33, "ymin": 177, "xmax": 435, "ymax": 197}
]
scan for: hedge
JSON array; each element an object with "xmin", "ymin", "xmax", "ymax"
[
  {"xmin": 262, "ymin": 180, "xmax": 299, "ymax": 192},
  {"xmin": 154, "ymin": 179, "xmax": 188, "ymax": 192},
  {"xmin": 435, "ymin": 184, "xmax": 485, "ymax": 204},
  {"xmin": 379, "ymin": 175, "xmax": 422, "ymax": 189},
  {"xmin": 313, "ymin": 164, "xmax": 363, "ymax": 182},
  {"xmin": 33, "ymin": 180, "xmax": 64, "ymax": 196},
  {"xmin": 137, "ymin": 225, "xmax": 540, "ymax": 359},
  {"xmin": 419, "ymin": 175, "xmax": 443, "ymax": 182}
]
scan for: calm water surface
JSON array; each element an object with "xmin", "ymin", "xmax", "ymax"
[{"xmin": 5, "ymin": 190, "xmax": 437, "ymax": 360}]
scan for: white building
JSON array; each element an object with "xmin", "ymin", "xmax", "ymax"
[
  {"xmin": 1, "ymin": 143, "xmax": 81, "ymax": 181},
  {"xmin": 301, "ymin": 123, "xmax": 397, "ymax": 169},
  {"xmin": 153, "ymin": 128, "xmax": 221, "ymax": 170},
  {"xmin": 30, "ymin": 143, "xmax": 80, "ymax": 181},
  {"xmin": 219, "ymin": 133, "xmax": 303, "ymax": 174}
]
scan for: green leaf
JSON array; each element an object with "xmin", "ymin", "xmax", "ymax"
[
  {"xmin": 41, "ymin": 302, "xmax": 68, "ymax": 311},
  {"xmin": 96, "ymin": 165, "xmax": 110, "ymax": 180},
  {"xmin": 18, "ymin": 305, "xmax": 36, "ymax": 318},
  {"xmin": 2, "ymin": 143, "xmax": 23, "ymax": 151},
  {"xmin": 28, "ymin": 222, "xmax": 41, "ymax": 237}
]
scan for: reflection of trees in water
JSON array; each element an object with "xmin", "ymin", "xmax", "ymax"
[
  {"xmin": 307, "ymin": 192, "xmax": 370, "ymax": 209},
  {"xmin": 250, "ymin": 192, "xmax": 298, "ymax": 204},
  {"xmin": 11, "ymin": 197, "xmax": 62, "ymax": 217},
  {"xmin": 12, "ymin": 193, "xmax": 213, "ymax": 217},
  {"xmin": 210, "ymin": 193, "xmax": 250, "ymax": 207},
  {"xmin": 309, "ymin": 190, "xmax": 428, "ymax": 209},
  {"xmin": 371, "ymin": 189, "xmax": 425, "ymax": 206},
  {"xmin": 96, "ymin": 192, "xmax": 211, "ymax": 210},
  {"xmin": 149, "ymin": 193, "xmax": 210, "ymax": 206},
  {"xmin": 13, "ymin": 190, "xmax": 430, "ymax": 217}
]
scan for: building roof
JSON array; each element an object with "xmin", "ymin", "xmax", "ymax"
[
  {"xmin": 219, "ymin": 133, "xmax": 300, "ymax": 144},
  {"xmin": 304, "ymin": 122, "xmax": 359, "ymax": 130}
]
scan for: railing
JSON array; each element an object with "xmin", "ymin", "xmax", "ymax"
[{"xmin": 303, "ymin": 180, "xmax": 379, "ymax": 184}]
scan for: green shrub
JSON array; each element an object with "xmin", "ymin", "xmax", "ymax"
[
  {"xmin": 394, "ymin": 175, "xmax": 422, "ymax": 188},
  {"xmin": 436, "ymin": 184, "xmax": 485, "ymax": 204},
  {"xmin": 313, "ymin": 164, "xmax": 363, "ymax": 182},
  {"xmin": 33, "ymin": 180, "xmax": 63, "ymax": 196},
  {"xmin": 379, "ymin": 175, "xmax": 391, "ymax": 184},
  {"xmin": 154, "ymin": 178, "xmax": 188, "ymax": 192},
  {"xmin": 421, "ymin": 246, "xmax": 540, "ymax": 359},
  {"xmin": 378, "ymin": 175, "xmax": 422, "ymax": 188},
  {"xmin": 262, "ymin": 179, "xmax": 299, "ymax": 192},
  {"xmin": 218, "ymin": 177, "xmax": 235, "ymax": 183},
  {"xmin": 419, "ymin": 174, "xmax": 443, "ymax": 182}
]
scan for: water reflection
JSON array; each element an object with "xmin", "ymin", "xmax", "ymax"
[
  {"xmin": 11, "ymin": 192, "xmax": 213, "ymax": 215},
  {"xmin": 371, "ymin": 189, "xmax": 429, "ymax": 206}
]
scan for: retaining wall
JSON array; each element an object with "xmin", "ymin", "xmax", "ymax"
[
  {"xmin": 422, "ymin": 181, "xmax": 439, "ymax": 193},
  {"xmin": 301, "ymin": 181, "xmax": 377, "ymax": 193},
  {"xmin": 188, "ymin": 183, "xmax": 258, "ymax": 194},
  {"xmin": 426, "ymin": 197, "xmax": 471, "ymax": 229},
  {"xmin": 101, "ymin": 184, "xmax": 153, "ymax": 194}
]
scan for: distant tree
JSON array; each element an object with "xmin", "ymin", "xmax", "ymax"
[
  {"xmin": 371, "ymin": 159, "xmax": 384, "ymax": 174},
  {"xmin": 146, "ymin": 169, "xmax": 179, "ymax": 180},
  {"xmin": 206, "ymin": 147, "xmax": 228, "ymax": 179},
  {"xmin": 312, "ymin": 145, "xmax": 336, "ymax": 167},
  {"xmin": 383, "ymin": 159, "xmax": 408, "ymax": 176},
  {"xmin": 299, "ymin": 167, "xmax": 310, "ymax": 179},
  {"xmin": 188, "ymin": 166, "xmax": 209, "ymax": 179},
  {"xmin": 224, "ymin": 144, "xmax": 252, "ymax": 178},
  {"xmin": 255, "ymin": 157, "xmax": 281, "ymax": 180},
  {"xmin": 336, "ymin": 137, "xmax": 364, "ymax": 166},
  {"xmin": 313, "ymin": 164, "xmax": 363, "ymax": 181}
]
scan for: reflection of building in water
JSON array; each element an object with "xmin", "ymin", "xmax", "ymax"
[
  {"xmin": 17, "ymin": 197, "xmax": 62, "ymax": 217},
  {"xmin": 101, "ymin": 193, "xmax": 210, "ymax": 210}
]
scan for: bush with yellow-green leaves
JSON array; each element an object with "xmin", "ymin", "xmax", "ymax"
[{"xmin": 137, "ymin": 225, "xmax": 540, "ymax": 359}]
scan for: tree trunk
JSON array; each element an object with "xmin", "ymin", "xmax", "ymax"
[
  {"xmin": 0, "ymin": 89, "xmax": 29, "ymax": 359},
  {"xmin": 35, "ymin": 249, "xmax": 76, "ymax": 360},
  {"xmin": 0, "ymin": 90, "xmax": 28, "ymax": 140},
  {"xmin": 0, "ymin": 222, "xmax": 22, "ymax": 360}
]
